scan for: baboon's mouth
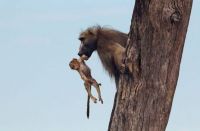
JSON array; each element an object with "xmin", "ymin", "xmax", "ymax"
[
  {"xmin": 81, "ymin": 54, "xmax": 89, "ymax": 60},
  {"xmin": 78, "ymin": 52, "xmax": 92, "ymax": 59},
  {"xmin": 78, "ymin": 47, "xmax": 95, "ymax": 59}
]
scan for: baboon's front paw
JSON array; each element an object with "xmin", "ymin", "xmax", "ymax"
[{"xmin": 119, "ymin": 64, "xmax": 126, "ymax": 74}]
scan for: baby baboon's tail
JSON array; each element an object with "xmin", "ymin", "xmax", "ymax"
[{"xmin": 87, "ymin": 95, "xmax": 90, "ymax": 118}]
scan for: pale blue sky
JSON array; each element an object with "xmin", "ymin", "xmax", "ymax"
[{"xmin": 0, "ymin": 0, "xmax": 199, "ymax": 131}]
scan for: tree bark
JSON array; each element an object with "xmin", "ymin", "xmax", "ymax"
[{"xmin": 108, "ymin": 0, "xmax": 193, "ymax": 131}]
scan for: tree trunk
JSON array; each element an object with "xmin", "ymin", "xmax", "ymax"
[{"xmin": 108, "ymin": 0, "xmax": 193, "ymax": 131}]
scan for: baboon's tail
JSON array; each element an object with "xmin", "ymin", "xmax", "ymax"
[{"xmin": 87, "ymin": 95, "xmax": 90, "ymax": 118}]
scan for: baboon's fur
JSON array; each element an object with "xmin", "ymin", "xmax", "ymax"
[
  {"xmin": 69, "ymin": 57, "xmax": 103, "ymax": 118},
  {"xmin": 78, "ymin": 26, "xmax": 128, "ymax": 86}
]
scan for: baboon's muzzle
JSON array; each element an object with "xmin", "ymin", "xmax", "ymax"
[
  {"xmin": 78, "ymin": 50, "xmax": 93, "ymax": 58},
  {"xmin": 78, "ymin": 45, "xmax": 95, "ymax": 58}
]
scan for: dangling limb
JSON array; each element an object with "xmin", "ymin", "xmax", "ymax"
[
  {"xmin": 92, "ymin": 80, "xmax": 103, "ymax": 104},
  {"xmin": 84, "ymin": 82, "xmax": 97, "ymax": 103}
]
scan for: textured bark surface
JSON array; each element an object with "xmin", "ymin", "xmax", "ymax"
[{"xmin": 108, "ymin": 0, "xmax": 192, "ymax": 131}]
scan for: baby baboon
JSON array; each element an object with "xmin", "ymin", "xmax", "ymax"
[
  {"xmin": 69, "ymin": 55, "xmax": 103, "ymax": 118},
  {"xmin": 78, "ymin": 26, "xmax": 128, "ymax": 87}
]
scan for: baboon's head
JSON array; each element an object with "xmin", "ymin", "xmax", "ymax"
[
  {"xmin": 69, "ymin": 58, "xmax": 80, "ymax": 70},
  {"xmin": 78, "ymin": 27, "xmax": 99, "ymax": 58}
]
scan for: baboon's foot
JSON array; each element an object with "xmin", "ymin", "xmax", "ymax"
[
  {"xmin": 120, "ymin": 63, "xmax": 132, "ymax": 74},
  {"xmin": 99, "ymin": 98, "xmax": 103, "ymax": 104},
  {"xmin": 91, "ymin": 97, "xmax": 97, "ymax": 103}
]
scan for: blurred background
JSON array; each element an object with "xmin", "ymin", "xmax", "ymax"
[{"xmin": 0, "ymin": 0, "xmax": 199, "ymax": 131}]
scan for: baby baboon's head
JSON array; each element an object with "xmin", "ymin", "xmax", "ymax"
[
  {"xmin": 69, "ymin": 58, "xmax": 80, "ymax": 70},
  {"xmin": 78, "ymin": 26, "xmax": 100, "ymax": 58}
]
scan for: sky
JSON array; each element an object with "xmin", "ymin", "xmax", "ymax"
[{"xmin": 0, "ymin": 0, "xmax": 199, "ymax": 131}]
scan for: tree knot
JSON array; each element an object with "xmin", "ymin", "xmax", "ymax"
[{"xmin": 170, "ymin": 11, "xmax": 182, "ymax": 24}]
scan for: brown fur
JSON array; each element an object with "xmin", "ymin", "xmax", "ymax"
[
  {"xmin": 69, "ymin": 56, "xmax": 103, "ymax": 118},
  {"xmin": 79, "ymin": 26, "xmax": 128, "ymax": 87}
]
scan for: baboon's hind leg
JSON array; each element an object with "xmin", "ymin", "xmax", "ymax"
[
  {"xmin": 84, "ymin": 82, "xmax": 97, "ymax": 103},
  {"xmin": 92, "ymin": 80, "xmax": 103, "ymax": 104}
]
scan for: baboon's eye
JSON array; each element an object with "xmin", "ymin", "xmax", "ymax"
[{"xmin": 79, "ymin": 37, "xmax": 85, "ymax": 41}]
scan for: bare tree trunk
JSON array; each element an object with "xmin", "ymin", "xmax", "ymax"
[{"xmin": 108, "ymin": 0, "xmax": 193, "ymax": 131}]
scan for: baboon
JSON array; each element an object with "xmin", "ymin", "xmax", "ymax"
[
  {"xmin": 78, "ymin": 26, "xmax": 128, "ymax": 87},
  {"xmin": 69, "ymin": 55, "xmax": 103, "ymax": 118}
]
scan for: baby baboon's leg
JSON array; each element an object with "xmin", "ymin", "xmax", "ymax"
[
  {"xmin": 84, "ymin": 82, "xmax": 97, "ymax": 103},
  {"xmin": 92, "ymin": 80, "xmax": 103, "ymax": 104}
]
